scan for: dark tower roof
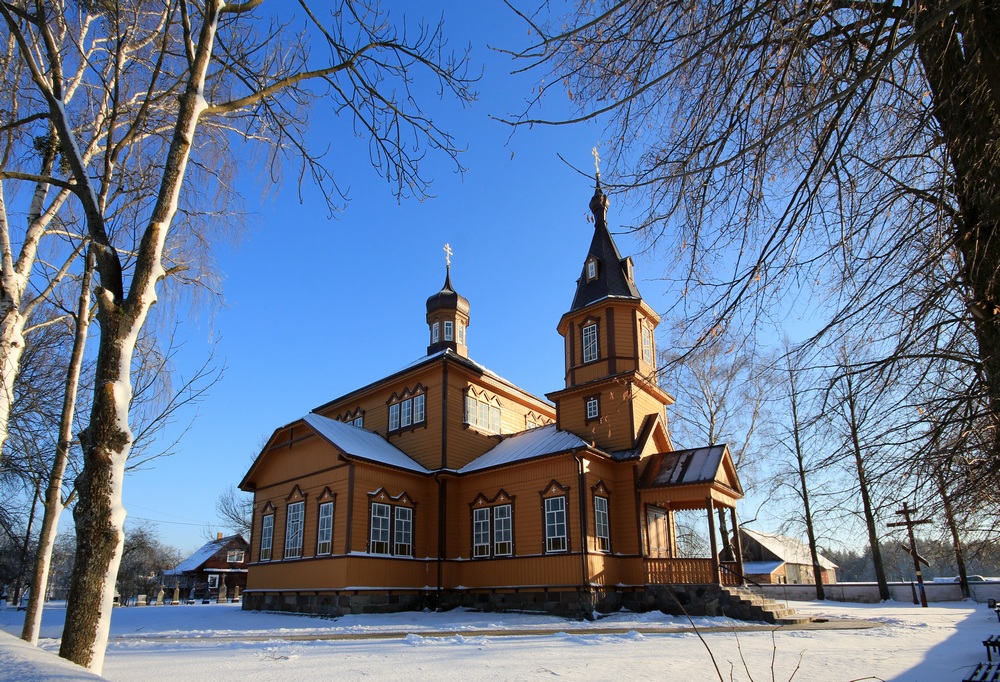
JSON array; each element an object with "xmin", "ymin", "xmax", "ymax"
[
  {"xmin": 426, "ymin": 267, "xmax": 470, "ymax": 316},
  {"xmin": 569, "ymin": 184, "xmax": 642, "ymax": 312}
]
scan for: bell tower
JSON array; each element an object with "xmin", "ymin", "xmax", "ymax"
[
  {"xmin": 426, "ymin": 243, "xmax": 470, "ymax": 358},
  {"xmin": 547, "ymin": 180, "xmax": 672, "ymax": 453}
]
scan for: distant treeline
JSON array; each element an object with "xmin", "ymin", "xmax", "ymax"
[{"xmin": 824, "ymin": 539, "xmax": 1000, "ymax": 582}]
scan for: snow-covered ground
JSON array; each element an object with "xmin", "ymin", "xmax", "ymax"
[{"xmin": 2, "ymin": 599, "xmax": 997, "ymax": 681}]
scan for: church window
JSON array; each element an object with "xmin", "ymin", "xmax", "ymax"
[
  {"xmin": 444, "ymin": 321, "xmax": 454, "ymax": 341},
  {"xmin": 594, "ymin": 496, "xmax": 611, "ymax": 552},
  {"xmin": 465, "ymin": 392, "xmax": 502, "ymax": 434},
  {"xmin": 472, "ymin": 498, "xmax": 513, "ymax": 558},
  {"xmin": 387, "ymin": 387, "xmax": 426, "ymax": 434},
  {"xmin": 369, "ymin": 503, "xmax": 391, "ymax": 554},
  {"xmin": 641, "ymin": 322, "xmax": 654, "ymax": 365},
  {"xmin": 544, "ymin": 497, "xmax": 567, "ymax": 552},
  {"xmin": 432, "ymin": 322, "xmax": 440, "ymax": 343},
  {"xmin": 284, "ymin": 501, "xmax": 304, "ymax": 559},
  {"xmin": 586, "ymin": 396, "xmax": 600, "ymax": 421},
  {"xmin": 413, "ymin": 394, "xmax": 425, "ymax": 423},
  {"xmin": 259, "ymin": 514, "xmax": 273, "ymax": 562},
  {"xmin": 586, "ymin": 258, "xmax": 598, "ymax": 281},
  {"xmin": 582, "ymin": 323, "xmax": 599, "ymax": 363},
  {"xmin": 353, "ymin": 415, "xmax": 364, "ymax": 427},
  {"xmin": 394, "ymin": 507, "xmax": 413, "ymax": 557},
  {"xmin": 317, "ymin": 502, "xmax": 334, "ymax": 555}
]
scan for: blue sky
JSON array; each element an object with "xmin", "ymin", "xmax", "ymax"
[{"xmin": 117, "ymin": 0, "xmax": 656, "ymax": 553}]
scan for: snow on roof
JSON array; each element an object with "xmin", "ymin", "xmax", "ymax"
[
  {"xmin": 168, "ymin": 535, "xmax": 243, "ymax": 574},
  {"xmin": 742, "ymin": 561, "xmax": 784, "ymax": 576},
  {"xmin": 458, "ymin": 424, "xmax": 589, "ymax": 474},
  {"xmin": 304, "ymin": 413, "xmax": 430, "ymax": 473},
  {"xmin": 641, "ymin": 445, "xmax": 727, "ymax": 487},
  {"xmin": 741, "ymin": 528, "xmax": 838, "ymax": 569}
]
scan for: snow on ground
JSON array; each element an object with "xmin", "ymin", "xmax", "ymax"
[{"xmin": 1, "ymin": 599, "xmax": 997, "ymax": 681}]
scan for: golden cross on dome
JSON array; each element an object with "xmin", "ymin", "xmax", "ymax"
[
  {"xmin": 592, "ymin": 146, "xmax": 601, "ymax": 178},
  {"xmin": 444, "ymin": 243, "xmax": 453, "ymax": 267}
]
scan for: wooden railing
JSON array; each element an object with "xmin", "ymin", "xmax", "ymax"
[{"xmin": 645, "ymin": 558, "xmax": 740, "ymax": 585}]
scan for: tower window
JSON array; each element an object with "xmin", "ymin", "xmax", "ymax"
[
  {"xmin": 432, "ymin": 322, "xmax": 440, "ymax": 343},
  {"xmin": 586, "ymin": 258, "xmax": 598, "ymax": 282},
  {"xmin": 582, "ymin": 323, "xmax": 599, "ymax": 363},
  {"xmin": 458, "ymin": 322, "xmax": 466, "ymax": 345},
  {"xmin": 586, "ymin": 396, "xmax": 600, "ymax": 421},
  {"xmin": 444, "ymin": 321, "xmax": 453, "ymax": 341},
  {"xmin": 641, "ymin": 322, "xmax": 654, "ymax": 365}
]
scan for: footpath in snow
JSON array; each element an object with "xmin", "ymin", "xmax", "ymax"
[{"xmin": 1, "ymin": 599, "xmax": 998, "ymax": 681}]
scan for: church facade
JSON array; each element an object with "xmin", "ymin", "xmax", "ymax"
[{"xmin": 238, "ymin": 185, "xmax": 746, "ymax": 616}]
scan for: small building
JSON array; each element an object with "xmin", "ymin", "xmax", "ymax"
[
  {"xmin": 162, "ymin": 533, "xmax": 249, "ymax": 600},
  {"xmin": 239, "ymin": 184, "xmax": 748, "ymax": 617},
  {"xmin": 740, "ymin": 528, "xmax": 837, "ymax": 585}
]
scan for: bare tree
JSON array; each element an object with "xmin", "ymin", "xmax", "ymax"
[
  {"xmin": 0, "ymin": 1, "xmax": 474, "ymax": 671},
  {"xmin": 215, "ymin": 485, "xmax": 252, "ymax": 539},
  {"xmin": 506, "ymin": 0, "xmax": 1000, "ymax": 465}
]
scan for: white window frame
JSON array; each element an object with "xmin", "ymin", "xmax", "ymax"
[
  {"xmin": 494, "ymin": 504, "xmax": 512, "ymax": 556},
  {"xmin": 432, "ymin": 321, "xmax": 440, "ymax": 343},
  {"xmin": 594, "ymin": 496, "xmax": 611, "ymax": 553},
  {"xmin": 586, "ymin": 397, "xmax": 599, "ymax": 420},
  {"xmin": 394, "ymin": 506, "xmax": 413, "ymax": 557},
  {"xmin": 226, "ymin": 549, "xmax": 245, "ymax": 563},
  {"xmin": 352, "ymin": 415, "xmax": 363, "ymax": 427},
  {"xmin": 207, "ymin": 574, "xmax": 220, "ymax": 589},
  {"xmin": 641, "ymin": 323, "xmax": 654, "ymax": 365},
  {"xmin": 457, "ymin": 322, "xmax": 465, "ymax": 344},
  {"xmin": 370, "ymin": 503, "xmax": 391, "ymax": 555},
  {"xmin": 400, "ymin": 399, "xmax": 412, "ymax": 428},
  {"xmin": 259, "ymin": 514, "xmax": 274, "ymax": 562},
  {"xmin": 388, "ymin": 403, "xmax": 400, "ymax": 431},
  {"xmin": 544, "ymin": 496, "xmax": 567, "ymax": 553},
  {"xmin": 444, "ymin": 320, "xmax": 453, "ymax": 341},
  {"xmin": 586, "ymin": 259, "xmax": 597, "ymax": 281},
  {"xmin": 413, "ymin": 394, "xmax": 425, "ymax": 424},
  {"xmin": 284, "ymin": 501, "xmax": 305, "ymax": 559},
  {"xmin": 317, "ymin": 501, "xmax": 334, "ymax": 555},
  {"xmin": 473, "ymin": 507, "xmax": 490, "ymax": 558},
  {"xmin": 582, "ymin": 323, "xmax": 599, "ymax": 363}
]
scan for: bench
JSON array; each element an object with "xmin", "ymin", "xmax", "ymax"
[
  {"xmin": 985, "ymin": 636, "xmax": 1000, "ymax": 662},
  {"xmin": 963, "ymin": 662, "xmax": 1000, "ymax": 682}
]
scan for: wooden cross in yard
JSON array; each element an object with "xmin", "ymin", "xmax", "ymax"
[{"xmin": 888, "ymin": 501, "xmax": 933, "ymax": 607}]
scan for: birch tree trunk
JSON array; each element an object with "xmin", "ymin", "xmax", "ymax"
[
  {"xmin": 58, "ymin": 6, "xmax": 221, "ymax": 670},
  {"xmin": 21, "ymin": 249, "xmax": 94, "ymax": 645}
]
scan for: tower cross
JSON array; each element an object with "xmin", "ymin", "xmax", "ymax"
[
  {"xmin": 592, "ymin": 147, "xmax": 601, "ymax": 178},
  {"xmin": 444, "ymin": 243, "xmax": 453, "ymax": 267}
]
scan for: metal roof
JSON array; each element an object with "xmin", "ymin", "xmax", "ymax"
[
  {"xmin": 569, "ymin": 187, "xmax": 642, "ymax": 313},
  {"xmin": 303, "ymin": 413, "xmax": 430, "ymax": 473},
  {"xmin": 741, "ymin": 528, "xmax": 838, "ymax": 569},
  {"xmin": 639, "ymin": 444, "xmax": 728, "ymax": 488},
  {"xmin": 458, "ymin": 424, "xmax": 590, "ymax": 473},
  {"xmin": 165, "ymin": 535, "xmax": 245, "ymax": 575}
]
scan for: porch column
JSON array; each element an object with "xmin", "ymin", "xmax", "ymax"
[
  {"xmin": 706, "ymin": 497, "xmax": 721, "ymax": 584},
  {"xmin": 730, "ymin": 506, "xmax": 745, "ymax": 586}
]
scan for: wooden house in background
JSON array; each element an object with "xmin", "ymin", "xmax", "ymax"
[
  {"xmin": 162, "ymin": 533, "xmax": 249, "ymax": 601},
  {"xmin": 740, "ymin": 528, "xmax": 838, "ymax": 585},
  {"xmin": 238, "ymin": 185, "xmax": 747, "ymax": 617}
]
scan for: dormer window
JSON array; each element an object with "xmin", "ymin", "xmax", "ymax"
[{"xmin": 585, "ymin": 258, "xmax": 598, "ymax": 282}]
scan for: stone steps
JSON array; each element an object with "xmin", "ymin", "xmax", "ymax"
[{"xmin": 721, "ymin": 586, "xmax": 811, "ymax": 625}]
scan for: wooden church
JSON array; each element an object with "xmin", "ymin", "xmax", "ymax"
[{"xmin": 238, "ymin": 184, "xmax": 747, "ymax": 617}]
